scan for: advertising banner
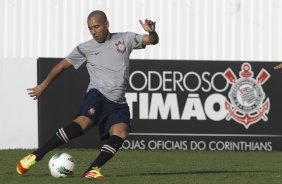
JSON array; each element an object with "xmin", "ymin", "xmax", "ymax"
[{"xmin": 38, "ymin": 58, "xmax": 282, "ymax": 151}]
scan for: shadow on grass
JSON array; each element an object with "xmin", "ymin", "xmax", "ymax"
[
  {"xmin": 11, "ymin": 170, "xmax": 278, "ymax": 179},
  {"xmin": 115, "ymin": 170, "xmax": 272, "ymax": 177}
]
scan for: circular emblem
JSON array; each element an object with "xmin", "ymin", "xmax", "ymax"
[
  {"xmin": 117, "ymin": 44, "xmax": 125, "ymax": 52},
  {"xmin": 115, "ymin": 40, "xmax": 126, "ymax": 53},
  {"xmin": 229, "ymin": 78, "xmax": 265, "ymax": 114},
  {"xmin": 88, "ymin": 107, "xmax": 95, "ymax": 116}
]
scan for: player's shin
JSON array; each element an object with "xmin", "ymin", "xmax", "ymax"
[
  {"xmin": 86, "ymin": 135, "xmax": 124, "ymax": 171},
  {"xmin": 33, "ymin": 122, "xmax": 83, "ymax": 161}
]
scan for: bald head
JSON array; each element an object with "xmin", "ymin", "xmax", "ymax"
[
  {"xmin": 87, "ymin": 10, "xmax": 107, "ymax": 23},
  {"xmin": 87, "ymin": 10, "xmax": 110, "ymax": 43}
]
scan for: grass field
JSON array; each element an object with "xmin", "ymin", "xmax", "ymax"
[{"xmin": 2, "ymin": 149, "xmax": 282, "ymax": 184}]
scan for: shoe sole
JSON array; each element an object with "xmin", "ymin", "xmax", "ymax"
[
  {"xmin": 16, "ymin": 162, "xmax": 27, "ymax": 174},
  {"xmin": 84, "ymin": 172, "xmax": 105, "ymax": 179},
  {"xmin": 84, "ymin": 176, "xmax": 105, "ymax": 179}
]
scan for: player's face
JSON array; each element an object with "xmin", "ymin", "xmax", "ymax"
[{"xmin": 87, "ymin": 16, "xmax": 109, "ymax": 43}]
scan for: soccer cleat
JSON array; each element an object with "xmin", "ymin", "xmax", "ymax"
[
  {"xmin": 83, "ymin": 167, "xmax": 105, "ymax": 179},
  {"xmin": 16, "ymin": 154, "xmax": 37, "ymax": 174}
]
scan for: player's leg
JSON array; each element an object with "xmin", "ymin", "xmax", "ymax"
[
  {"xmin": 84, "ymin": 100, "xmax": 130, "ymax": 179},
  {"xmin": 17, "ymin": 89, "xmax": 101, "ymax": 175},
  {"xmin": 84, "ymin": 122, "xmax": 128, "ymax": 179},
  {"xmin": 17, "ymin": 116, "xmax": 91, "ymax": 174},
  {"xmin": 33, "ymin": 116, "xmax": 91, "ymax": 161}
]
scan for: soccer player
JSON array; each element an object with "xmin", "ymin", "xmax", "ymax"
[{"xmin": 16, "ymin": 10, "xmax": 158, "ymax": 179}]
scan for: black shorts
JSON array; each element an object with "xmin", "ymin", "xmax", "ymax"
[{"xmin": 76, "ymin": 88, "xmax": 130, "ymax": 140}]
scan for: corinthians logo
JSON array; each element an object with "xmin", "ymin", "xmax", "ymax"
[
  {"xmin": 115, "ymin": 40, "xmax": 126, "ymax": 53},
  {"xmin": 224, "ymin": 63, "xmax": 270, "ymax": 129}
]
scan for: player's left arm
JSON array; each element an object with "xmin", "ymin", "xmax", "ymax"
[{"xmin": 139, "ymin": 19, "xmax": 159, "ymax": 46}]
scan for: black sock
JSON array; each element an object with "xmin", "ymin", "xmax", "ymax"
[
  {"xmin": 33, "ymin": 122, "xmax": 83, "ymax": 161},
  {"xmin": 87, "ymin": 135, "xmax": 124, "ymax": 170}
]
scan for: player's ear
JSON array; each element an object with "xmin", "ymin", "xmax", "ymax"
[{"xmin": 105, "ymin": 20, "xmax": 109, "ymax": 28}]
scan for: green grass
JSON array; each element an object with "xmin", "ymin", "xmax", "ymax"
[{"xmin": 2, "ymin": 149, "xmax": 282, "ymax": 184}]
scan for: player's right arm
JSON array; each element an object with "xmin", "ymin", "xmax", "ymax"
[{"xmin": 27, "ymin": 58, "xmax": 72, "ymax": 100}]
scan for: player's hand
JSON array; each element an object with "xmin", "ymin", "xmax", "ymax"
[
  {"xmin": 27, "ymin": 85, "xmax": 46, "ymax": 100},
  {"xmin": 274, "ymin": 63, "xmax": 282, "ymax": 70},
  {"xmin": 139, "ymin": 19, "xmax": 156, "ymax": 33}
]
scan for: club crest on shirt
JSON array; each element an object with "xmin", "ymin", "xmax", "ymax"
[{"xmin": 115, "ymin": 40, "xmax": 126, "ymax": 53}]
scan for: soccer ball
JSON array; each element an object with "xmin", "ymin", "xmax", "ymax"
[{"xmin": 48, "ymin": 153, "xmax": 75, "ymax": 178}]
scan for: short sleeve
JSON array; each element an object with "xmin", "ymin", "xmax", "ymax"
[
  {"xmin": 65, "ymin": 45, "xmax": 87, "ymax": 69},
  {"xmin": 127, "ymin": 32, "xmax": 145, "ymax": 51}
]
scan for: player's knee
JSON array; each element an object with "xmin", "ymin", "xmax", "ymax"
[
  {"xmin": 114, "ymin": 130, "xmax": 128, "ymax": 139},
  {"xmin": 73, "ymin": 116, "xmax": 92, "ymax": 131},
  {"xmin": 110, "ymin": 123, "xmax": 129, "ymax": 139}
]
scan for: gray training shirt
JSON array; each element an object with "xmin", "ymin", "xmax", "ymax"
[{"xmin": 66, "ymin": 32, "xmax": 144, "ymax": 103}]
